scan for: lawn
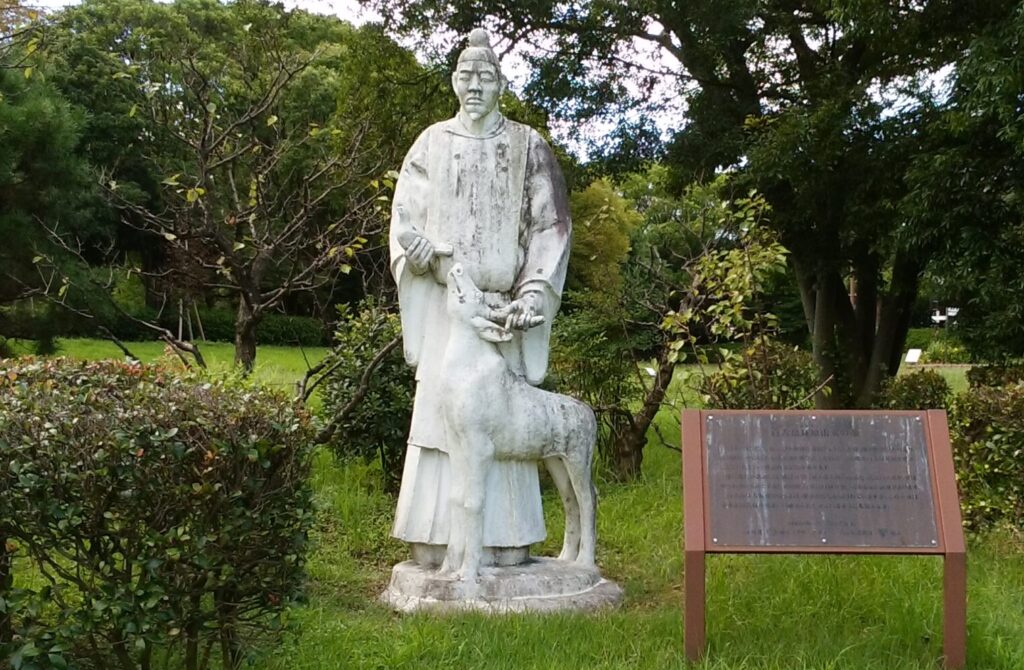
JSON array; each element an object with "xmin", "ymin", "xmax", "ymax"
[
  {"xmin": 258, "ymin": 414, "xmax": 1019, "ymax": 670},
  {"xmin": 26, "ymin": 337, "xmax": 330, "ymax": 393},
  {"xmin": 7, "ymin": 343, "xmax": 1017, "ymax": 669}
]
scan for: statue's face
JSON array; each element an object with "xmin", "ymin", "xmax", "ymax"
[{"xmin": 452, "ymin": 60, "xmax": 503, "ymax": 120}]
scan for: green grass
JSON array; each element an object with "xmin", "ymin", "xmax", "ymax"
[
  {"xmin": 252, "ymin": 414, "xmax": 1023, "ymax": 670},
  {"xmin": 7, "ymin": 343, "xmax": 1020, "ymax": 668},
  {"xmin": 37, "ymin": 337, "xmax": 329, "ymax": 392}
]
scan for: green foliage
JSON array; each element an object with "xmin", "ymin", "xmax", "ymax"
[
  {"xmin": 178, "ymin": 310, "xmax": 326, "ymax": 348},
  {"xmin": 0, "ymin": 65, "xmax": 95, "ymax": 307},
  {"xmin": 551, "ymin": 177, "xmax": 645, "ymax": 465},
  {"xmin": 698, "ymin": 338, "xmax": 819, "ymax": 410},
  {"xmin": 950, "ymin": 383, "xmax": 1024, "ymax": 531},
  {"xmin": 916, "ymin": 5, "xmax": 1024, "ymax": 361},
  {"xmin": 549, "ymin": 290, "xmax": 641, "ymax": 461},
  {"xmin": 877, "ymin": 370, "xmax": 951, "ymax": 410},
  {"xmin": 320, "ymin": 301, "xmax": 412, "ymax": 492},
  {"xmin": 903, "ymin": 328, "xmax": 936, "ymax": 352},
  {"xmin": 922, "ymin": 332, "xmax": 969, "ymax": 364},
  {"xmin": 36, "ymin": 0, "xmax": 451, "ymax": 370},
  {"xmin": 966, "ymin": 363, "xmax": 1024, "ymax": 390},
  {"xmin": 0, "ymin": 358, "xmax": 315, "ymax": 670},
  {"xmin": 566, "ymin": 179, "xmax": 640, "ymax": 295},
  {"xmin": 377, "ymin": 0, "xmax": 1024, "ymax": 400},
  {"xmin": 660, "ymin": 190, "xmax": 788, "ymax": 361}
]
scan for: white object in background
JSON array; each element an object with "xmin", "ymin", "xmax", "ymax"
[{"xmin": 905, "ymin": 348, "xmax": 923, "ymax": 364}]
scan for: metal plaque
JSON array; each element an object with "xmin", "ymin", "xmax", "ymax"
[{"xmin": 705, "ymin": 413, "xmax": 939, "ymax": 549}]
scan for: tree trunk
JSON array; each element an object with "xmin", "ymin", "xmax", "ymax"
[
  {"xmin": 0, "ymin": 536, "xmax": 12, "ymax": 644},
  {"xmin": 854, "ymin": 258, "xmax": 920, "ymax": 407},
  {"xmin": 811, "ymin": 270, "xmax": 840, "ymax": 408},
  {"xmin": 608, "ymin": 347, "xmax": 676, "ymax": 481},
  {"xmin": 217, "ymin": 588, "xmax": 243, "ymax": 670},
  {"xmin": 233, "ymin": 299, "xmax": 259, "ymax": 374}
]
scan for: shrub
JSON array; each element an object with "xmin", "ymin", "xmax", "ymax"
[
  {"xmin": 320, "ymin": 300, "xmax": 412, "ymax": 492},
  {"xmin": 700, "ymin": 338, "xmax": 819, "ymax": 409},
  {"xmin": 922, "ymin": 332, "xmax": 970, "ymax": 364},
  {"xmin": 903, "ymin": 327, "xmax": 935, "ymax": 352},
  {"xmin": 949, "ymin": 383, "xmax": 1024, "ymax": 531},
  {"xmin": 256, "ymin": 313, "xmax": 327, "ymax": 347},
  {"xmin": 877, "ymin": 369, "xmax": 951, "ymax": 410},
  {"xmin": 549, "ymin": 291, "xmax": 644, "ymax": 466},
  {"xmin": 160, "ymin": 309, "xmax": 326, "ymax": 347},
  {"xmin": 966, "ymin": 363, "xmax": 1024, "ymax": 389},
  {"xmin": 0, "ymin": 358, "xmax": 315, "ymax": 670}
]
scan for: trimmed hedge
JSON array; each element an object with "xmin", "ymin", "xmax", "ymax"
[
  {"xmin": 877, "ymin": 369, "xmax": 951, "ymax": 410},
  {"xmin": 179, "ymin": 309, "xmax": 327, "ymax": 347},
  {"xmin": 966, "ymin": 363, "xmax": 1024, "ymax": 389},
  {"xmin": 0, "ymin": 358, "xmax": 315, "ymax": 670},
  {"xmin": 1, "ymin": 304, "xmax": 327, "ymax": 347},
  {"xmin": 950, "ymin": 383, "xmax": 1024, "ymax": 531}
]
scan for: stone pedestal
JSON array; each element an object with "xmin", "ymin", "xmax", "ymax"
[{"xmin": 381, "ymin": 558, "xmax": 623, "ymax": 613}]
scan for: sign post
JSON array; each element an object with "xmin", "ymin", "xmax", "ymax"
[{"xmin": 682, "ymin": 409, "xmax": 966, "ymax": 668}]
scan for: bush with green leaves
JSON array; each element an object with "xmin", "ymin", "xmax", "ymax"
[
  {"xmin": 320, "ymin": 301, "xmax": 413, "ymax": 492},
  {"xmin": 922, "ymin": 332, "xmax": 970, "ymax": 364},
  {"xmin": 949, "ymin": 383, "xmax": 1024, "ymax": 531},
  {"xmin": 155, "ymin": 309, "xmax": 326, "ymax": 347},
  {"xmin": 903, "ymin": 327, "xmax": 935, "ymax": 352},
  {"xmin": 966, "ymin": 363, "xmax": 1024, "ymax": 389},
  {"xmin": 549, "ymin": 291, "xmax": 644, "ymax": 465},
  {"xmin": 0, "ymin": 358, "xmax": 315, "ymax": 670},
  {"xmin": 876, "ymin": 369, "xmax": 951, "ymax": 410},
  {"xmin": 699, "ymin": 338, "xmax": 819, "ymax": 410}
]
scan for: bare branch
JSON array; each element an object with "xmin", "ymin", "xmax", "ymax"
[{"xmin": 313, "ymin": 335, "xmax": 401, "ymax": 444}]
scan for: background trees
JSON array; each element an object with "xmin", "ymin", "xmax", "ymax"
[
  {"xmin": 367, "ymin": 0, "xmax": 1023, "ymax": 407},
  {"xmin": 21, "ymin": 0, "xmax": 450, "ymax": 370}
]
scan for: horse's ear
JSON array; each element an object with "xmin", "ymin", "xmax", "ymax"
[{"xmin": 470, "ymin": 316, "xmax": 512, "ymax": 343}]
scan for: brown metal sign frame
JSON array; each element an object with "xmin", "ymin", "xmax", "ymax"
[{"xmin": 682, "ymin": 409, "xmax": 966, "ymax": 668}]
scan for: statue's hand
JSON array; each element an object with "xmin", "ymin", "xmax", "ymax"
[
  {"xmin": 492, "ymin": 291, "xmax": 546, "ymax": 331},
  {"xmin": 402, "ymin": 233, "xmax": 452, "ymax": 275}
]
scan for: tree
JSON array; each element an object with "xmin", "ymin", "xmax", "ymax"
[
  {"xmin": 0, "ymin": 49, "xmax": 96, "ymax": 345},
  {"xmin": 44, "ymin": 0, "xmax": 446, "ymax": 371},
  {"xmin": 553, "ymin": 169, "xmax": 786, "ymax": 479},
  {"xmin": 905, "ymin": 4, "xmax": 1024, "ymax": 361},
  {"xmin": 368, "ymin": 0, "xmax": 1015, "ymax": 406}
]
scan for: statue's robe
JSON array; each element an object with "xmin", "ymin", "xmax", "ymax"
[{"xmin": 388, "ymin": 116, "xmax": 571, "ymax": 549}]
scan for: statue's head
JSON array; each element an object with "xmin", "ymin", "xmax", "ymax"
[{"xmin": 452, "ymin": 28, "xmax": 506, "ymax": 121}]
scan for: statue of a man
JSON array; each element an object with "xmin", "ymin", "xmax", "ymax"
[{"xmin": 388, "ymin": 28, "xmax": 571, "ymax": 568}]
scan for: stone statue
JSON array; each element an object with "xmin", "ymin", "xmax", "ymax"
[{"xmin": 382, "ymin": 28, "xmax": 621, "ymax": 612}]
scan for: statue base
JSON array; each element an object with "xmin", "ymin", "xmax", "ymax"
[{"xmin": 380, "ymin": 557, "xmax": 623, "ymax": 613}]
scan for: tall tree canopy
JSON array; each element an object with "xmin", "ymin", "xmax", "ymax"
[
  {"xmin": 0, "ymin": 8, "xmax": 96, "ymax": 321},
  {"xmin": 36, "ymin": 0, "xmax": 451, "ymax": 369},
  {"xmin": 367, "ymin": 0, "xmax": 1021, "ymax": 406}
]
